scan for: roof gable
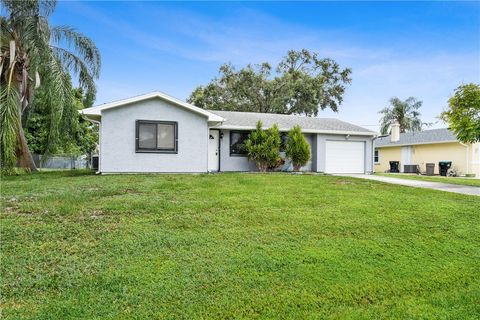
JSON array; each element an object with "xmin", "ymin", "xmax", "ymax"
[{"xmin": 81, "ymin": 91, "xmax": 224, "ymax": 122}]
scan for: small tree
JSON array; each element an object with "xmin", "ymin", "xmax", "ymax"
[
  {"xmin": 441, "ymin": 83, "xmax": 480, "ymax": 144},
  {"xmin": 244, "ymin": 121, "xmax": 281, "ymax": 172},
  {"xmin": 285, "ymin": 125, "xmax": 310, "ymax": 171}
]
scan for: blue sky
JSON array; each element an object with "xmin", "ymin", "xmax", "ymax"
[{"xmin": 53, "ymin": 1, "xmax": 479, "ymax": 131}]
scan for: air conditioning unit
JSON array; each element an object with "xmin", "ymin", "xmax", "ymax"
[
  {"xmin": 403, "ymin": 165, "xmax": 418, "ymax": 173},
  {"xmin": 91, "ymin": 155, "xmax": 99, "ymax": 171}
]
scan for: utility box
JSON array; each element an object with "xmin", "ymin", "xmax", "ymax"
[{"xmin": 426, "ymin": 163, "xmax": 435, "ymax": 176}]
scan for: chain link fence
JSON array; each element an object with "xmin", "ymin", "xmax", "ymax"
[{"xmin": 32, "ymin": 154, "xmax": 92, "ymax": 170}]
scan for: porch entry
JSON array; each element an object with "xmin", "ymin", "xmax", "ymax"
[{"xmin": 208, "ymin": 130, "xmax": 220, "ymax": 172}]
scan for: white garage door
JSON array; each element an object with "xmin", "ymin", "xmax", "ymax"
[{"xmin": 325, "ymin": 141, "xmax": 365, "ymax": 173}]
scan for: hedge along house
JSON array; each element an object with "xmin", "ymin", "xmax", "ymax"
[
  {"xmin": 81, "ymin": 91, "xmax": 376, "ymax": 174},
  {"xmin": 374, "ymin": 125, "xmax": 480, "ymax": 176}
]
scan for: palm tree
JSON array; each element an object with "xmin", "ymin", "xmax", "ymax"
[
  {"xmin": 0, "ymin": 0, "xmax": 100, "ymax": 174},
  {"xmin": 379, "ymin": 97, "xmax": 423, "ymax": 135}
]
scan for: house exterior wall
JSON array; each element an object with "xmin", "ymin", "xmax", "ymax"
[
  {"xmin": 218, "ymin": 129, "xmax": 257, "ymax": 172},
  {"xmin": 469, "ymin": 143, "xmax": 480, "ymax": 177},
  {"xmin": 218, "ymin": 130, "xmax": 314, "ymax": 172},
  {"xmin": 314, "ymin": 134, "xmax": 374, "ymax": 173},
  {"xmin": 374, "ymin": 147, "xmax": 401, "ymax": 173},
  {"xmin": 410, "ymin": 143, "xmax": 466, "ymax": 175},
  {"xmin": 100, "ymin": 98, "xmax": 209, "ymax": 173},
  {"xmin": 98, "ymin": 99, "xmax": 375, "ymax": 174},
  {"xmin": 375, "ymin": 142, "xmax": 480, "ymax": 176}
]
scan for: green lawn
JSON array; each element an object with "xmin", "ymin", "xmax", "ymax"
[
  {"xmin": 1, "ymin": 171, "xmax": 479, "ymax": 319},
  {"xmin": 375, "ymin": 173, "xmax": 480, "ymax": 187}
]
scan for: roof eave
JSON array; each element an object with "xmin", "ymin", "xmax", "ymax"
[
  {"xmin": 211, "ymin": 124, "xmax": 376, "ymax": 136},
  {"xmin": 80, "ymin": 111, "xmax": 101, "ymax": 123},
  {"xmin": 375, "ymin": 140, "xmax": 459, "ymax": 148}
]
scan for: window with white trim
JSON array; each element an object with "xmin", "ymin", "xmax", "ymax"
[{"xmin": 374, "ymin": 149, "xmax": 379, "ymax": 163}]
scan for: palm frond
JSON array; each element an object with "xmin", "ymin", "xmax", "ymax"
[
  {"xmin": 1, "ymin": 0, "xmax": 56, "ymax": 19},
  {"xmin": 41, "ymin": 56, "xmax": 72, "ymax": 155},
  {"xmin": 51, "ymin": 26, "xmax": 101, "ymax": 78},
  {"xmin": 51, "ymin": 46, "xmax": 96, "ymax": 96},
  {"xmin": 0, "ymin": 84, "xmax": 20, "ymax": 174}
]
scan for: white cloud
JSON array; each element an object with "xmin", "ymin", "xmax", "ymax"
[
  {"xmin": 337, "ymin": 52, "xmax": 480, "ymax": 131},
  {"xmin": 65, "ymin": 2, "xmax": 480, "ymax": 133}
]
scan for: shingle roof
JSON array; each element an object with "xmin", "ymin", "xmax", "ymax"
[
  {"xmin": 375, "ymin": 128, "xmax": 457, "ymax": 147},
  {"xmin": 207, "ymin": 110, "xmax": 375, "ymax": 135}
]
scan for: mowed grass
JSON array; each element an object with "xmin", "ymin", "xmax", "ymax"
[
  {"xmin": 376, "ymin": 173, "xmax": 480, "ymax": 187},
  {"xmin": 1, "ymin": 171, "xmax": 479, "ymax": 319}
]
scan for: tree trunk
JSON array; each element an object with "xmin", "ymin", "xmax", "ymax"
[
  {"xmin": 256, "ymin": 162, "xmax": 267, "ymax": 172},
  {"xmin": 16, "ymin": 122, "xmax": 38, "ymax": 172}
]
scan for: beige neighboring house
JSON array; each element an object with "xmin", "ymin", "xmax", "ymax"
[{"xmin": 374, "ymin": 123, "xmax": 480, "ymax": 176}]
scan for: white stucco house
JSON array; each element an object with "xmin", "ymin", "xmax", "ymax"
[{"xmin": 82, "ymin": 91, "xmax": 376, "ymax": 174}]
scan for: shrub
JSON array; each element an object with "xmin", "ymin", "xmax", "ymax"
[
  {"xmin": 285, "ymin": 125, "xmax": 310, "ymax": 171},
  {"xmin": 245, "ymin": 121, "xmax": 281, "ymax": 172}
]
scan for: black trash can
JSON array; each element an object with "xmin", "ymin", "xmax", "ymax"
[
  {"xmin": 438, "ymin": 161, "xmax": 452, "ymax": 176},
  {"xmin": 389, "ymin": 161, "xmax": 400, "ymax": 173},
  {"xmin": 426, "ymin": 163, "xmax": 435, "ymax": 176}
]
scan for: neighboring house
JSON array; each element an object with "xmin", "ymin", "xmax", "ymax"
[
  {"xmin": 82, "ymin": 91, "xmax": 376, "ymax": 174},
  {"xmin": 374, "ymin": 123, "xmax": 480, "ymax": 176}
]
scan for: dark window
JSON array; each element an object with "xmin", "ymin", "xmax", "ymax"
[
  {"xmin": 280, "ymin": 132, "xmax": 288, "ymax": 152},
  {"xmin": 136, "ymin": 120, "xmax": 177, "ymax": 153},
  {"xmin": 230, "ymin": 131, "xmax": 250, "ymax": 156},
  {"xmin": 374, "ymin": 150, "xmax": 379, "ymax": 163}
]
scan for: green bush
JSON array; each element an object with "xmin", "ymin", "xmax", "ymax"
[
  {"xmin": 441, "ymin": 83, "xmax": 480, "ymax": 144},
  {"xmin": 285, "ymin": 125, "xmax": 310, "ymax": 171},
  {"xmin": 245, "ymin": 121, "xmax": 281, "ymax": 172}
]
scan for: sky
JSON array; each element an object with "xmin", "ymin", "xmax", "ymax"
[{"xmin": 51, "ymin": 1, "xmax": 480, "ymax": 132}]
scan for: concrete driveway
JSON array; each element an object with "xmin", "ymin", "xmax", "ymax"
[{"xmin": 337, "ymin": 174, "xmax": 480, "ymax": 196}]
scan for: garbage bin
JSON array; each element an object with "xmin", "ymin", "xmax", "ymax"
[
  {"xmin": 438, "ymin": 161, "xmax": 452, "ymax": 176},
  {"xmin": 426, "ymin": 163, "xmax": 435, "ymax": 176},
  {"xmin": 389, "ymin": 161, "xmax": 400, "ymax": 173}
]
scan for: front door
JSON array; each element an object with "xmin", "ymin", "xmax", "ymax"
[{"xmin": 208, "ymin": 130, "xmax": 220, "ymax": 172}]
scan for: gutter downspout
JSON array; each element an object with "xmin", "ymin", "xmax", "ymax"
[
  {"xmin": 459, "ymin": 142, "xmax": 469, "ymax": 175},
  {"xmin": 371, "ymin": 135, "xmax": 379, "ymax": 174}
]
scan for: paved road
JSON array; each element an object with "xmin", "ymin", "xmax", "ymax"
[{"xmin": 337, "ymin": 174, "xmax": 480, "ymax": 196}]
